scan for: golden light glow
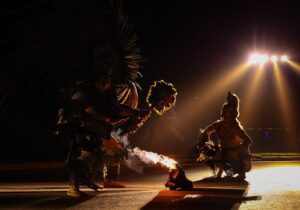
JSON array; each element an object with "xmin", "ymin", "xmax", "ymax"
[
  {"xmin": 206, "ymin": 63, "xmax": 250, "ymax": 96},
  {"xmin": 249, "ymin": 53, "xmax": 289, "ymax": 64},
  {"xmin": 177, "ymin": 62, "xmax": 250, "ymax": 122},
  {"xmin": 247, "ymin": 164, "xmax": 300, "ymax": 193},
  {"xmin": 176, "ymin": 56, "xmax": 297, "ymax": 134},
  {"xmin": 241, "ymin": 64, "xmax": 264, "ymax": 122},
  {"xmin": 287, "ymin": 60, "xmax": 300, "ymax": 73},
  {"xmin": 273, "ymin": 63, "xmax": 295, "ymax": 128}
]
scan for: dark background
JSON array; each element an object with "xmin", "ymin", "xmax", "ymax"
[{"xmin": 1, "ymin": 0, "xmax": 300, "ymax": 163}]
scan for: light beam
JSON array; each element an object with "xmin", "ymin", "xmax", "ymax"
[
  {"xmin": 273, "ymin": 63, "xmax": 294, "ymax": 127},
  {"xmin": 176, "ymin": 62, "xmax": 250, "ymax": 125},
  {"xmin": 240, "ymin": 64, "xmax": 264, "ymax": 124},
  {"xmin": 287, "ymin": 60, "xmax": 300, "ymax": 73}
]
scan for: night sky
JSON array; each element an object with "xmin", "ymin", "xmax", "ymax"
[
  {"xmin": 123, "ymin": 1, "xmax": 300, "ymax": 115},
  {"xmin": 1, "ymin": 0, "xmax": 300, "ymax": 161},
  {"xmin": 124, "ymin": 0, "xmax": 300, "ymax": 151}
]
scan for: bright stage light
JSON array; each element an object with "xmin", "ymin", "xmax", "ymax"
[
  {"xmin": 260, "ymin": 54, "xmax": 269, "ymax": 64},
  {"xmin": 248, "ymin": 53, "xmax": 269, "ymax": 64},
  {"xmin": 281, "ymin": 55, "xmax": 288, "ymax": 62},
  {"xmin": 248, "ymin": 53, "xmax": 260, "ymax": 64},
  {"xmin": 248, "ymin": 53, "xmax": 289, "ymax": 64},
  {"xmin": 271, "ymin": 55, "xmax": 278, "ymax": 62}
]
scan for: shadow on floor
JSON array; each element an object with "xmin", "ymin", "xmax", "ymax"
[
  {"xmin": 0, "ymin": 191, "xmax": 96, "ymax": 208},
  {"xmin": 142, "ymin": 177, "xmax": 260, "ymax": 210}
]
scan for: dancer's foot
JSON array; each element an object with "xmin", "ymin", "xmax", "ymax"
[{"xmin": 67, "ymin": 185, "xmax": 82, "ymax": 197}]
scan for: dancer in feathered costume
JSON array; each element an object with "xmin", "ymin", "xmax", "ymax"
[
  {"xmin": 0, "ymin": 0, "xmax": 143, "ymax": 197},
  {"xmin": 0, "ymin": 0, "xmax": 178, "ymax": 196}
]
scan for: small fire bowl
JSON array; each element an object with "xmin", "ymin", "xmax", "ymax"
[{"xmin": 165, "ymin": 164, "xmax": 193, "ymax": 190}]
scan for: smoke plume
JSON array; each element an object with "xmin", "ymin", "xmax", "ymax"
[{"xmin": 111, "ymin": 128, "xmax": 177, "ymax": 173}]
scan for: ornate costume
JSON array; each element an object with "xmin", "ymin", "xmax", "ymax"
[{"xmin": 197, "ymin": 92, "xmax": 252, "ymax": 179}]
